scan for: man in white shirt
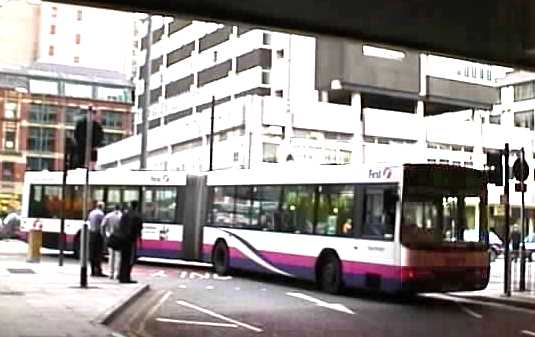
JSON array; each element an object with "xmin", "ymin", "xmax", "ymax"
[
  {"xmin": 101, "ymin": 204, "xmax": 122, "ymax": 279},
  {"xmin": 88, "ymin": 201, "xmax": 105, "ymax": 277}
]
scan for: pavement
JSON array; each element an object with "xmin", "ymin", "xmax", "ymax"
[
  {"xmin": 450, "ymin": 258, "xmax": 535, "ymax": 309},
  {"xmin": 0, "ymin": 239, "xmax": 149, "ymax": 337}
]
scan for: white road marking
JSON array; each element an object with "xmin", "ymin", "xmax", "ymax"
[
  {"xmin": 213, "ymin": 274, "xmax": 233, "ymax": 281},
  {"xmin": 156, "ymin": 318, "xmax": 238, "ymax": 328},
  {"xmin": 175, "ymin": 300, "xmax": 263, "ymax": 333},
  {"xmin": 423, "ymin": 293, "xmax": 535, "ymax": 315},
  {"xmin": 189, "ymin": 272, "xmax": 210, "ymax": 280},
  {"xmin": 260, "ymin": 288, "xmax": 267, "ymax": 292},
  {"xmin": 205, "ymin": 285, "xmax": 215, "ymax": 290},
  {"xmin": 150, "ymin": 270, "xmax": 167, "ymax": 278},
  {"xmin": 234, "ymin": 287, "xmax": 241, "ymax": 291},
  {"xmin": 521, "ymin": 330, "xmax": 535, "ymax": 336},
  {"xmin": 457, "ymin": 303, "xmax": 483, "ymax": 319},
  {"xmin": 424, "ymin": 294, "xmax": 483, "ymax": 319},
  {"xmin": 286, "ymin": 292, "xmax": 355, "ymax": 315},
  {"xmin": 178, "ymin": 285, "xmax": 187, "ymax": 289}
]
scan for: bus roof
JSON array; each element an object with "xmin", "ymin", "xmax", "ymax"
[
  {"xmin": 24, "ymin": 169, "xmax": 187, "ymax": 186},
  {"xmin": 206, "ymin": 164, "xmax": 403, "ymax": 186}
]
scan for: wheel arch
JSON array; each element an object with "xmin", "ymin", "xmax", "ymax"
[{"xmin": 315, "ymin": 248, "xmax": 342, "ymax": 282}]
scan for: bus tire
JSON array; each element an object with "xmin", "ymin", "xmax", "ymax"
[
  {"xmin": 318, "ymin": 254, "xmax": 342, "ymax": 294},
  {"xmin": 73, "ymin": 234, "xmax": 80, "ymax": 260},
  {"xmin": 212, "ymin": 240, "xmax": 230, "ymax": 276}
]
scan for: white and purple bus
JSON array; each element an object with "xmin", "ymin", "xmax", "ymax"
[{"xmin": 20, "ymin": 163, "xmax": 490, "ymax": 294}]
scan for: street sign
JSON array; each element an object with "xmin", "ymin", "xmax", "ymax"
[{"xmin": 513, "ymin": 158, "xmax": 529, "ymax": 181}]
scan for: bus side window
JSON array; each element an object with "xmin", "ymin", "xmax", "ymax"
[
  {"xmin": 254, "ymin": 185, "xmax": 282, "ymax": 232},
  {"xmin": 362, "ymin": 186, "xmax": 396, "ymax": 240}
]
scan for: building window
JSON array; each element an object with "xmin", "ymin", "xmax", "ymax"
[
  {"xmin": 463, "ymin": 66, "xmax": 470, "ymax": 77},
  {"xmin": 263, "ymin": 143, "xmax": 278, "ymax": 163},
  {"xmin": 26, "ymin": 157, "xmax": 54, "ymax": 171},
  {"xmin": 51, "ymin": 6, "xmax": 58, "ymax": 18},
  {"xmin": 4, "ymin": 130, "xmax": 15, "ymax": 150},
  {"xmin": 514, "ymin": 110, "xmax": 534, "ymax": 130},
  {"xmin": 213, "ymin": 51, "xmax": 218, "ymax": 63},
  {"xmin": 48, "ymin": 45, "xmax": 54, "ymax": 56},
  {"xmin": 64, "ymin": 107, "xmax": 86, "ymax": 124},
  {"xmin": 275, "ymin": 90, "xmax": 283, "ymax": 97},
  {"xmin": 2, "ymin": 162, "xmax": 14, "ymax": 182},
  {"xmin": 514, "ymin": 82, "xmax": 535, "ymax": 101},
  {"xmin": 487, "ymin": 69, "xmax": 492, "ymax": 81},
  {"xmin": 489, "ymin": 114, "xmax": 501, "ymax": 124},
  {"xmin": 102, "ymin": 133, "xmax": 122, "ymax": 146},
  {"xmin": 262, "ymin": 33, "xmax": 271, "ymax": 45},
  {"xmin": 77, "ymin": 9, "xmax": 83, "ymax": 21},
  {"xmin": 75, "ymin": 34, "xmax": 81, "ymax": 44},
  {"xmin": 96, "ymin": 86, "xmax": 132, "ymax": 103},
  {"xmin": 276, "ymin": 49, "xmax": 285, "ymax": 59},
  {"xmin": 50, "ymin": 25, "xmax": 56, "ymax": 35},
  {"xmin": 29, "ymin": 104, "xmax": 57, "ymax": 124},
  {"xmin": 74, "ymin": 56, "xmax": 80, "ymax": 63},
  {"xmin": 261, "ymin": 71, "xmax": 270, "ymax": 85},
  {"xmin": 101, "ymin": 111, "xmax": 123, "ymax": 129},
  {"xmin": 64, "ymin": 82, "xmax": 92, "ymax": 98},
  {"xmin": 4, "ymin": 101, "xmax": 17, "ymax": 119},
  {"xmin": 27, "ymin": 127, "xmax": 55, "ymax": 153}
]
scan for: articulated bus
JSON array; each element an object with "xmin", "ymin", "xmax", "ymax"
[{"xmin": 20, "ymin": 164, "xmax": 490, "ymax": 293}]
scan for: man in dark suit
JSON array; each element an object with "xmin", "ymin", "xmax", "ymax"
[{"xmin": 118, "ymin": 201, "xmax": 143, "ymax": 283}]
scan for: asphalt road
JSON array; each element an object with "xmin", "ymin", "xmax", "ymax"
[{"xmin": 109, "ymin": 261, "xmax": 535, "ymax": 337}]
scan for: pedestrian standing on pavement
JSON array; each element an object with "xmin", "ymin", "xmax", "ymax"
[
  {"xmin": 88, "ymin": 201, "xmax": 107, "ymax": 277},
  {"xmin": 511, "ymin": 224, "xmax": 521, "ymax": 261},
  {"xmin": 101, "ymin": 204, "xmax": 122, "ymax": 279},
  {"xmin": 118, "ymin": 201, "xmax": 143, "ymax": 283}
]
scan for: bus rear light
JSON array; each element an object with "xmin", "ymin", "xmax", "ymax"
[{"xmin": 402, "ymin": 268, "xmax": 434, "ymax": 280}]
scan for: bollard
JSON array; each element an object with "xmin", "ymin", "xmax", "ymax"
[
  {"xmin": 80, "ymin": 222, "xmax": 88, "ymax": 288},
  {"xmin": 26, "ymin": 228, "xmax": 42, "ymax": 263}
]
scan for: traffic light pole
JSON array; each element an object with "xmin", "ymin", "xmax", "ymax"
[
  {"xmin": 209, "ymin": 96, "xmax": 215, "ymax": 171},
  {"xmin": 520, "ymin": 147, "xmax": 526, "ymax": 291},
  {"xmin": 140, "ymin": 15, "xmax": 152, "ymax": 170},
  {"xmin": 503, "ymin": 143, "xmax": 511, "ymax": 297},
  {"xmin": 80, "ymin": 108, "xmax": 93, "ymax": 288},
  {"xmin": 59, "ymin": 137, "xmax": 69, "ymax": 267}
]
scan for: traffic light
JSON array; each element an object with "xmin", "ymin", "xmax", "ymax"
[
  {"xmin": 486, "ymin": 152, "xmax": 503, "ymax": 186},
  {"xmin": 71, "ymin": 112, "xmax": 103, "ymax": 168}
]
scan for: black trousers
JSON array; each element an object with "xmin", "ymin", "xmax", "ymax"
[
  {"xmin": 119, "ymin": 242, "xmax": 135, "ymax": 282},
  {"xmin": 89, "ymin": 231, "xmax": 103, "ymax": 275}
]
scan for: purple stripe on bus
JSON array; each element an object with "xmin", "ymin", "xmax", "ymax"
[
  {"xmin": 260, "ymin": 251, "xmax": 316, "ymax": 268},
  {"xmin": 342, "ymin": 261, "xmax": 401, "ymax": 279},
  {"xmin": 137, "ymin": 239, "xmax": 182, "ymax": 251}
]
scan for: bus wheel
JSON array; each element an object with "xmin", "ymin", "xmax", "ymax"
[
  {"xmin": 319, "ymin": 255, "xmax": 342, "ymax": 294},
  {"xmin": 212, "ymin": 241, "xmax": 230, "ymax": 276}
]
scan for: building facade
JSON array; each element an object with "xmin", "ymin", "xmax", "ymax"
[
  {"xmin": 0, "ymin": 0, "xmax": 136, "ymax": 76},
  {"xmin": 0, "ymin": 63, "xmax": 133, "ymax": 212},
  {"xmin": 98, "ymin": 18, "xmax": 535, "ymax": 235}
]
